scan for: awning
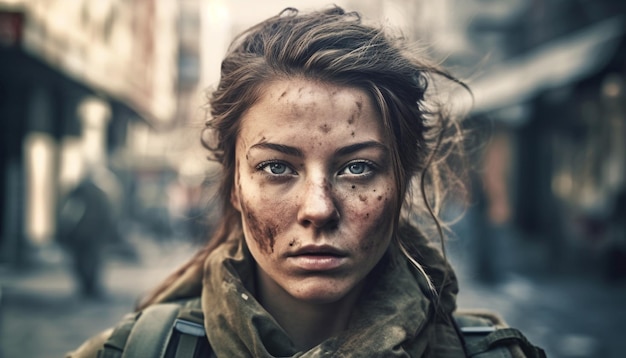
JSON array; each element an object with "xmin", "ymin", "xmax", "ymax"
[{"xmin": 467, "ymin": 15, "xmax": 625, "ymax": 116}]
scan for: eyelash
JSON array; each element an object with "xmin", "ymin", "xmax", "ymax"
[
  {"xmin": 256, "ymin": 160, "xmax": 378, "ymax": 179},
  {"xmin": 339, "ymin": 160, "xmax": 377, "ymax": 177},
  {"xmin": 256, "ymin": 161, "xmax": 296, "ymax": 177}
]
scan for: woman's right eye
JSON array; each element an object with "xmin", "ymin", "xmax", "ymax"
[{"xmin": 259, "ymin": 162, "xmax": 295, "ymax": 176}]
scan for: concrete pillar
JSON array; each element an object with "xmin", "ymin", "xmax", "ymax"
[{"xmin": 23, "ymin": 85, "xmax": 57, "ymax": 246}]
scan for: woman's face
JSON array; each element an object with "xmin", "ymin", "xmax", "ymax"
[{"xmin": 232, "ymin": 79, "xmax": 397, "ymax": 305}]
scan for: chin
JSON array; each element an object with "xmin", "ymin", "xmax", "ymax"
[{"xmin": 288, "ymin": 280, "xmax": 360, "ymax": 305}]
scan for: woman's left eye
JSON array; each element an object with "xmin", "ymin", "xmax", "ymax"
[
  {"xmin": 259, "ymin": 162, "xmax": 295, "ymax": 176},
  {"xmin": 339, "ymin": 162, "xmax": 374, "ymax": 176}
]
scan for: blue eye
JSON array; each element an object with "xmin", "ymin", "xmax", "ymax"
[
  {"xmin": 259, "ymin": 162, "xmax": 294, "ymax": 175},
  {"xmin": 348, "ymin": 163, "xmax": 366, "ymax": 174},
  {"xmin": 340, "ymin": 161, "xmax": 374, "ymax": 176},
  {"xmin": 268, "ymin": 163, "xmax": 287, "ymax": 174}
]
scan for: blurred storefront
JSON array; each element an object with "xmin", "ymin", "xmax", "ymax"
[
  {"xmin": 451, "ymin": 2, "xmax": 626, "ymax": 277},
  {"xmin": 0, "ymin": 0, "xmax": 179, "ymax": 266}
]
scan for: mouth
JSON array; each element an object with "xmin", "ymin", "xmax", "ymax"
[
  {"xmin": 289, "ymin": 245, "xmax": 347, "ymax": 257},
  {"xmin": 288, "ymin": 245, "xmax": 348, "ymax": 271}
]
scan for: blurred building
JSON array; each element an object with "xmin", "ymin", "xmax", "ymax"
[
  {"xmin": 3, "ymin": 0, "xmax": 623, "ymax": 277},
  {"xmin": 416, "ymin": 0, "xmax": 626, "ymax": 277},
  {"xmin": 0, "ymin": 0, "xmax": 179, "ymax": 266}
]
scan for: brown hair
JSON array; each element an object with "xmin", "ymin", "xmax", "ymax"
[{"xmin": 140, "ymin": 6, "xmax": 469, "ymax": 308}]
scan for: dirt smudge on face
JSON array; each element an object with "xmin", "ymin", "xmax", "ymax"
[
  {"xmin": 323, "ymin": 178, "xmax": 332, "ymax": 191},
  {"xmin": 319, "ymin": 123, "xmax": 331, "ymax": 134},
  {"xmin": 241, "ymin": 201, "xmax": 278, "ymax": 254},
  {"xmin": 347, "ymin": 100, "xmax": 363, "ymax": 125},
  {"xmin": 348, "ymin": 113, "xmax": 356, "ymax": 125},
  {"xmin": 356, "ymin": 186, "xmax": 396, "ymax": 254}
]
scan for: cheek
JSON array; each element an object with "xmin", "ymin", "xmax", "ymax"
[
  {"xmin": 240, "ymin": 196, "xmax": 291, "ymax": 254},
  {"xmin": 344, "ymin": 185, "xmax": 396, "ymax": 253}
]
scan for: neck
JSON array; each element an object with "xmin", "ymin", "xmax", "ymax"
[{"xmin": 257, "ymin": 276, "xmax": 364, "ymax": 351}]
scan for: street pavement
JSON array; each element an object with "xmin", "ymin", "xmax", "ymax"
[
  {"xmin": 453, "ymin": 264, "xmax": 626, "ymax": 358},
  {"xmin": 1, "ymin": 235, "xmax": 625, "ymax": 358},
  {"xmin": 0, "ymin": 235, "xmax": 198, "ymax": 358}
]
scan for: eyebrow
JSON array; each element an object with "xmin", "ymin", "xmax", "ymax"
[
  {"xmin": 249, "ymin": 143, "xmax": 304, "ymax": 157},
  {"xmin": 334, "ymin": 141, "xmax": 388, "ymax": 157},
  {"xmin": 248, "ymin": 140, "xmax": 387, "ymax": 157}
]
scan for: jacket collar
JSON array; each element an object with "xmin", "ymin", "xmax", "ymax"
[{"xmin": 200, "ymin": 229, "xmax": 451, "ymax": 357}]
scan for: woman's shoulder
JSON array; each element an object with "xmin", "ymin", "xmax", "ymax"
[
  {"xmin": 65, "ymin": 328, "xmax": 113, "ymax": 358},
  {"xmin": 65, "ymin": 298, "xmax": 203, "ymax": 358}
]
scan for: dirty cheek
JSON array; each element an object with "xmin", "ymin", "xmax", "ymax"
[
  {"xmin": 241, "ymin": 201, "xmax": 277, "ymax": 254},
  {"xmin": 240, "ymin": 196, "xmax": 295, "ymax": 255},
  {"xmin": 356, "ymin": 188, "xmax": 395, "ymax": 253}
]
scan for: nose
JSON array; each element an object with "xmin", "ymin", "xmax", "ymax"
[{"xmin": 297, "ymin": 178, "xmax": 339, "ymax": 229}]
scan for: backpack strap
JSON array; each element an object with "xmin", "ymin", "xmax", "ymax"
[
  {"xmin": 98, "ymin": 312, "xmax": 140, "ymax": 358},
  {"xmin": 122, "ymin": 303, "xmax": 181, "ymax": 358},
  {"xmin": 464, "ymin": 328, "xmax": 546, "ymax": 358},
  {"xmin": 166, "ymin": 299, "xmax": 213, "ymax": 358},
  {"xmin": 98, "ymin": 298, "xmax": 212, "ymax": 358},
  {"xmin": 454, "ymin": 312, "xmax": 546, "ymax": 358}
]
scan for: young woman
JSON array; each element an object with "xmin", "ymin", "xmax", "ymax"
[{"xmin": 68, "ymin": 6, "xmax": 543, "ymax": 357}]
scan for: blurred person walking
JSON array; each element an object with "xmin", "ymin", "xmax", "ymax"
[{"xmin": 58, "ymin": 171, "xmax": 119, "ymax": 298}]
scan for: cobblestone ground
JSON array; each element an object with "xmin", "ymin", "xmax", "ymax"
[{"xmin": 1, "ymin": 236, "xmax": 625, "ymax": 358}]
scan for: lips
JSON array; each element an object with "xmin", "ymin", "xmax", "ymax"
[
  {"xmin": 289, "ymin": 244, "xmax": 347, "ymax": 257},
  {"xmin": 288, "ymin": 245, "xmax": 348, "ymax": 271}
]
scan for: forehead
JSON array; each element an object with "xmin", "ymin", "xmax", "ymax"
[{"xmin": 238, "ymin": 79, "xmax": 384, "ymax": 143}]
